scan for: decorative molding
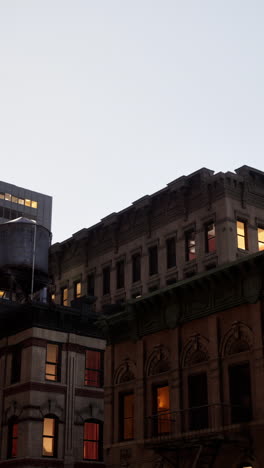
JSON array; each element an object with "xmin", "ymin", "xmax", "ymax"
[
  {"xmin": 145, "ymin": 345, "xmax": 170, "ymax": 376},
  {"xmin": 181, "ymin": 334, "xmax": 209, "ymax": 368},
  {"xmin": 220, "ymin": 321, "xmax": 253, "ymax": 357},
  {"xmin": 113, "ymin": 358, "xmax": 136, "ymax": 385}
]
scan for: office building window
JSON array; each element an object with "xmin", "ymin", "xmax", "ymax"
[
  {"xmin": 83, "ymin": 421, "xmax": 103, "ymax": 461},
  {"xmin": 185, "ymin": 230, "xmax": 196, "ymax": 261},
  {"xmin": 120, "ymin": 393, "xmax": 134, "ymax": 441},
  {"xmin": 132, "ymin": 253, "xmax": 141, "ymax": 283},
  {"xmin": 149, "ymin": 245, "xmax": 158, "ymax": 276},
  {"xmin": 258, "ymin": 227, "xmax": 264, "ymax": 251},
  {"xmin": 45, "ymin": 343, "xmax": 60, "ymax": 382},
  {"xmin": 74, "ymin": 281, "xmax": 81, "ymax": 299},
  {"xmin": 166, "ymin": 237, "xmax": 176, "ymax": 269},
  {"xmin": 153, "ymin": 385, "xmax": 170, "ymax": 435},
  {"xmin": 85, "ymin": 350, "xmax": 103, "ymax": 387},
  {"xmin": 237, "ymin": 220, "xmax": 247, "ymax": 250},
  {"xmin": 103, "ymin": 266, "xmax": 110, "ymax": 295},
  {"xmin": 205, "ymin": 222, "xmax": 216, "ymax": 253},
  {"xmin": 42, "ymin": 417, "xmax": 57, "ymax": 457},
  {"xmin": 7, "ymin": 418, "xmax": 18, "ymax": 458},
  {"xmin": 87, "ymin": 273, "xmax": 95, "ymax": 296},
  {"xmin": 116, "ymin": 260, "xmax": 125, "ymax": 289},
  {"xmin": 61, "ymin": 287, "xmax": 68, "ymax": 306},
  {"xmin": 11, "ymin": 346, "xmax": 21, "ymax": 384}
]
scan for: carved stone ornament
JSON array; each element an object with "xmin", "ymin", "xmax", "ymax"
[
  {"xmin": 145, "ymin": 345, "xmax": 170, "ymax": 377},
  {"xmin": 181, "ymin": 334, "xmax": 209, "ymax": 367},
  {"xmin": 114, "ymin": 358, "xmax": 136, "ymax": 385},
  {"xmin": 220, "ymin": 321, "xmax": 253, "ymax": 357}
]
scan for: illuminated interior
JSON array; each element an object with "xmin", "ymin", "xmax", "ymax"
[
  {"xmin": 207, "ymin": 223, "xmax": 216, "ymax": 252},
  {"xmin": 11, "ymin": 423, "xmax": 18, "ymax": 458},
  {"xmin": 258, "ymin": 227, "xmax": 264, "ymax": 251},
  {"xmin": 83, "ymin": 422, "xmax": 100, "ymax": 460},
  {"xmin": 0, "ymin": 192, "xmax": 38, "ymax": 209},
  {"xmin": 45, "ymin": 344, "xmax": 59, "ymax": 381},
  {"xmin": 75, "ymin": 281, "xmax": 81, "ymax": 298},
  {"xmin": 85, "ymin": 350, "xmax": 101, "ymax": 387},
  {"xmin": 237, "ymin": 221, "xmax": 246, "ymax": 249},
  {"xmin": 156, "ymin": 386, "xmax": 170, "ymax": 434},
  {"xmin": 123, "ymin": 393, "xmax": 134, "ymax": 440},
  {"xmin": 42, "ymin": 417, "xmax": 55, "ymax": 457}
]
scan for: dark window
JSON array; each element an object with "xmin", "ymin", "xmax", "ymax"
[
  {"xmin": 149, "ymin": 245, "xmax": 158, "ymax": 276},
  {"xmin": 153, "ymin": 385, "xmax": 170, "ymax": 435},
  {"xmin": 237, "ymin": 220, "xmax": 247, "ymax": 250},
  {"xmin": 7, "ymin": 418, "xmax": 18, "ymax": 458},
  {"xmin": 42, "ymin": 416, "xmax": 57, "ymax": 457},
  {"xmin": 258, "ymin": 226, "xmax": 264, "ymax": 251},
  {"xmin": 229, "ymin": 362, "xmax": 252, "ymax": 423},
  {"xmin": 120, "ymin": 393, "xmax": 134, "ymax": 440},
  {"xmin": 188, "ymin": 373, "xmax": 208, "ymax": 430},
  {"xmin": 166, "ymin": 277, "xmax": 177, "ymax": 286},
  {"xmin": 116, "ymin": 260, "xmax": 125, "ymax": 289},
  {"xmin": 87, "ymin": 273, "xmax": 95, "ymax": 296},
  {"xmin": 11, "ymin": 346, "xmax": 21, "ymax": 384},
  {"xmin": 166, "ymin": 237, "xmax": 176, "ymax": 269},
  {"xmin": 102, "ymin": 266, "xmax": 110, "ymax": 295},
  {"xmin": 45, "ymin": 343, "xmax": 60, "ymax": 382},
  {"xmin": 74, "ymin": 281, "xmax": 81, "ymax": 299},
  {"xmin": 85, "ymin": 350, "xmax": 103, "ymax": 387},
  {"xmin": 205, "ymin": 222, "xmax": 216, "ymax": 253},
  {"xmin": 132, "ymin": 253, "xmax": 141, "ymax": 283},
  {"xmin": 61, "ymin": 287, "xmax": 68, "ymax": 306},
  {"xmin": 185, "ymin": 230, "xmax": 196, "ymax": 261},
  {"xmin": 83, "ymin": 420, "xmax": 103, "ymax": 461},
  {"xmin": 149, "ymin": 285, "xmax": 158, "ymax": 293}
]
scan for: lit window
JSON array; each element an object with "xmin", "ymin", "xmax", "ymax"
[
  {"xmin": 45, "ymin": 343, "xmax": 60, "ymax": 381},
  {"xmin": 258, "ymin": 227, "xmax": 264, "ymax": 251},
  {"xmin": 205, "ymin": 222, "xmax": 216, "ymax": 253},
  {"xmin": 83, "ymin": 421, "xmax": 102, "ymax": 461},
  {"xmin": 61, "ymin": 287, "xmax": 68, "ymax": 306},
  {"xmin": 51, "ymin": 293, "xmax": 55, "ymax": 302},
  {"xmin": 18, "ymin": 198, "xmax": 24, "ymax": 205},
  {"xmin": 74, "ymin": 281, "xmax": 81, "ymax": 299},
  {"xmin": 0, "ymin": 192, "xmax": 4, "ymax": 199},
  {"xmin": 85, "ymin": 350, "xmax": 103, "ymax": 387},
  {"xmin": 5, "ymin": 193, "xmax": 11, "ymax": 201},
  {"xmin": 25, "ymin": 199, "xmax": 31, "ymax": 207},
  {"xmin": 186, "ymin": 230, "xmax": 196, "ymax": 261},
  {"xmin": 31, "ymin": 200, "xmax": 38, "ymax": 209},
  {"xmin": 154, "ymin": 386, "xmax": 171, "ymax": 434},
  {"xmin": 42, "ymin": 417, "xmax": 57, "ymax": 457},
  {"xmin": 8, "ymin": 419, "xmax": 18, "ymax": 458},
  {"xmin": 0, "ymin": 290, "xmax": 5, "ymax": 298},
  {"xmin": 11, "ymin": 196, "xmax": 18, "ymax": 204},
  {"xmin": 237, "ymin": 221, "xmax": 247, "ymax": 250},
  {"xmin": 121, "ymin": 393, "xmax": 134, "ymax": 440}
]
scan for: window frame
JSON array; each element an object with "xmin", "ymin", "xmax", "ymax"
[
  {"xmin": 42, "ymin": 415, "xmax": 58, "ymax": 458},
  {"xmin": 119, "ymin": 392, "xmax": 134, "ymax": 441},
  {"xmin": 45, "ymin": 342, "xmax": 61, "ymax": 382},
  {"xmin": 84, "ymin": 348, "xmax": 104, "ymax": 388},
  {"xmin": 257, "ymin": 225, "xmax": 264, "ymax": 251},
  {"xmin": 74, "ymin": 280, "xmax": 82, "ymax": 299},
  {"xmin": 61, "ymin": 287, "xmax": 68, "ymax": 306},
  {"xmin": 83, "ymin": 419, "xmax": 103, "ymax": 461},
  {"xmin": 236, "ymin": 220, "xmax": 248, "ymax": 250},
  {"xmin": 185, "ymin": 229, "xmax": 196, "ymax": 261},
  {"xmin": 152, "ymin": 384, "xmax": 171, "ymax": 436},
  {"xmin": 166, "ymin": 237, "xmax": 176, "ymax": 269},
  {"xmin": 7, "ymin": 417, "xmax": 18, "ymax": 459},
  {"xmin": 205, "ymin": 222, "xmax": 216, "ymax": 253}
]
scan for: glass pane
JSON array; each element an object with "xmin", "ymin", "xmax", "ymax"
[
  {"xmin": 0, "ymin": 193, "xmax": 4, "ymax": 199},
  {"xmin": 47, "ymin": 344, "xmax": 58, "ymax": 363},
  {"xmin": 85, "ymin": 369, "xmax": 100, "ymax": 387},
  {"xmin": 86, "ymin": 350, "xmax": 101, "ymax": 370},
  {"xmin": 124, "ymin": 418, "xmax": 133, "ymax": 440},
  {"xmin": 45, "ymin": 364, "xmax": 57, "ymax": 380},
  {"xmin": 84, "ymin": 441, "xmax": 99, "ymax": 460},
  {"xmin": 188, "ymin": 251, "xmax": 196, "ymax": 261},
  {"xmin": 43, "ymin": 418, "xmax": 55, "ymax": 437},
  {"xmin": 75, "ymin": 282, "xmax": 81, "ymax": 297},
  {"xmin": 258, "ymin": 241, "xmax": 264, "ymax": 251},
  {"xmin": 31, "ymin": 201, "xmax": 38, "ymax": 209},
  {"xmin": 208, "ymin": 237, "xmax": 216, "ymax": 252},
  {"xmin": 12, "ymin": 438, "xmax": 17, "ymax": 457},
  {"xmin": 258, "ymin": 227, "xmax": 264, "ymax": 243},
  {"xmin": 207, "ymin": 223, "xmax": 215, "ymax": 238},
  {"xmin": 237, "ymin": 235, "xmax": 246, "ymax": 250},
  {"xmin": 18, "ymin": 198, "xmax": 24, "ymax": 205},
  {"xmin": 84, "ymin": 422, "xmax": 99, "ymax": 441},
  {"xmin": 12, "ymin": 423, "xmax": 18, "ymax": 438},
  {"xmin": 5, "ymin": 193, "xmax": 11, "ymax": 201},
  {"xmin": 124, "ymin": 394, "xmax": 134, "ymax": 418},
  {"xmin": 237, "ymin": 221, "xmax": 245, "ymax": 236},
  {"xmin": 25, "ymin": 199, "xmax": 31, "ymax": 207},
  {"xmin": 157, "ymin": 386, "xmax": 170, "ymax": 412},
  {"xmin": 11, "ymin": 196, "xmax": 18, "ymax": 203},
  {"xmin": 42, "ymin": 436, "xmax": 54, "ymax": 456}
]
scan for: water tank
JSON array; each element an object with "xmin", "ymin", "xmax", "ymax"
[{"xmin": 0, "ymin": 217, "xmax": 51, "ymax": 293}]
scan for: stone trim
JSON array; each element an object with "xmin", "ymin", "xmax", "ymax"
[{"xmin": 4, "ymin": 381, "xmax": 67, "ymax": 397}]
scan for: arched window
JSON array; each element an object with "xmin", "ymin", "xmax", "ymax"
[
  {"xmin": 7, "ymin": 417, "xmax": 18, "ymax": 459},
  {"xmin": 83, "ymin": 420, "xmax": 103, "ymax": 461},
  {"xmin": 42, "ymin": 415, "xmax": 58, "ymax": 458}
]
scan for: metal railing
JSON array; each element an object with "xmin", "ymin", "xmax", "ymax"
[{"xmin": 145, "ymin": 403, "xmax": 252, "ymax": 442}]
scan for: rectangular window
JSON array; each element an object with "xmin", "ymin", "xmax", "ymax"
[
  {"xmin": 237, "ymin": 220, "xmax": 247, "ymax": 250},
  {"xmin": 18, "ymin": 198, "xmax": 24, "ymax": 205},
  {"xmin": 11, "ymin": 196, "xmax": 18, "ymax": 204},
  {"xmin": 11, "ymin": 347, "xmax": 21, "ymax": 384},
  {"xmin": 87, "ymin": 273, "xmax": 95, "ymax": 296},
  {"xmin": 8, "ymin": 421, "xmax": 18, "ymax": 458},
  {"xmin": 120, "ymin": 393, "xmax": 134, "ymax": 440},
  {"xmin": 258, "ymin": 227, "xmax": 264, "ymax": 251},
  {"xmin": 188, "ymin": 373, "xmax": 208, "ymax": 430},
  {"xmin": 116, "ymin": 260, "xmax": 125, "ymax": 289},
  {"xmin": 74, "ymin": 281, "xmax": 81, "ymax": 299},
  {"xmin": 61, "ymin": 287, "xmax": 68, "ymax": 306},
  {"xmin": 166, "ymin": 237, "xmax": 176, "ymax": 269},
  {"xmin": 229, "ymin": 362, "xmax": 252, "ymax": 423},
  {"xmin": 185, "ymin": 230, "xmax": 196, "ymax": 261},
  {"xmin": 149, "ymin": 245, "xmax": 158, "ymax": 276},
  {"xmin": 45, "ymin": 343, "xmax": 60, "ymax": 381},
  {"xmin": 85, "ymin": 350, "xmax": 103, "ymax": 387},
  {"xmin": 5, "ymin": 193, "xmax": 11, "ymax": 201},
  {"xmin": 132, "ymin": 253, "xmax": 141, "ymax": 283},
  {"xmin": 25, "ymin": 199, "xmax": 31, "ymax": 207},
  {"xmin": 103, "ymin": 266, "xmax": 110, "ymax": 295},
  {"xmin": 205, "ymin": 222, "xmax": 216, "ymax": 253},
  {"xmin": 31, "ymin": 200, "xmax": 38, "ymax": 209},
  {"xmin": 84, "ymin": 422, "xmax": 102, "ymax": 461},
  {"xmin": 153, "ymin": 385, "xmax": 170, "ymax": 435},
  {"xmin": 0, "ymin": 192, "xmax": 4, "ymax": 199},
  {"xmin": 42, "ymin": 417, "xmax": 56, "ymax": 457}
]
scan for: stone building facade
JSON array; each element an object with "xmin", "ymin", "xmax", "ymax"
[
  {"xmin": 0, "ymin": 300, "xmax": 105, "ymax": 468},
  {"xmin": 101, "ymin": 251, "xmax": 264, "ymax": 468},
  {"xmin": 49, "ymin": 166, "xmax": 264, "ymax": 312}
]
